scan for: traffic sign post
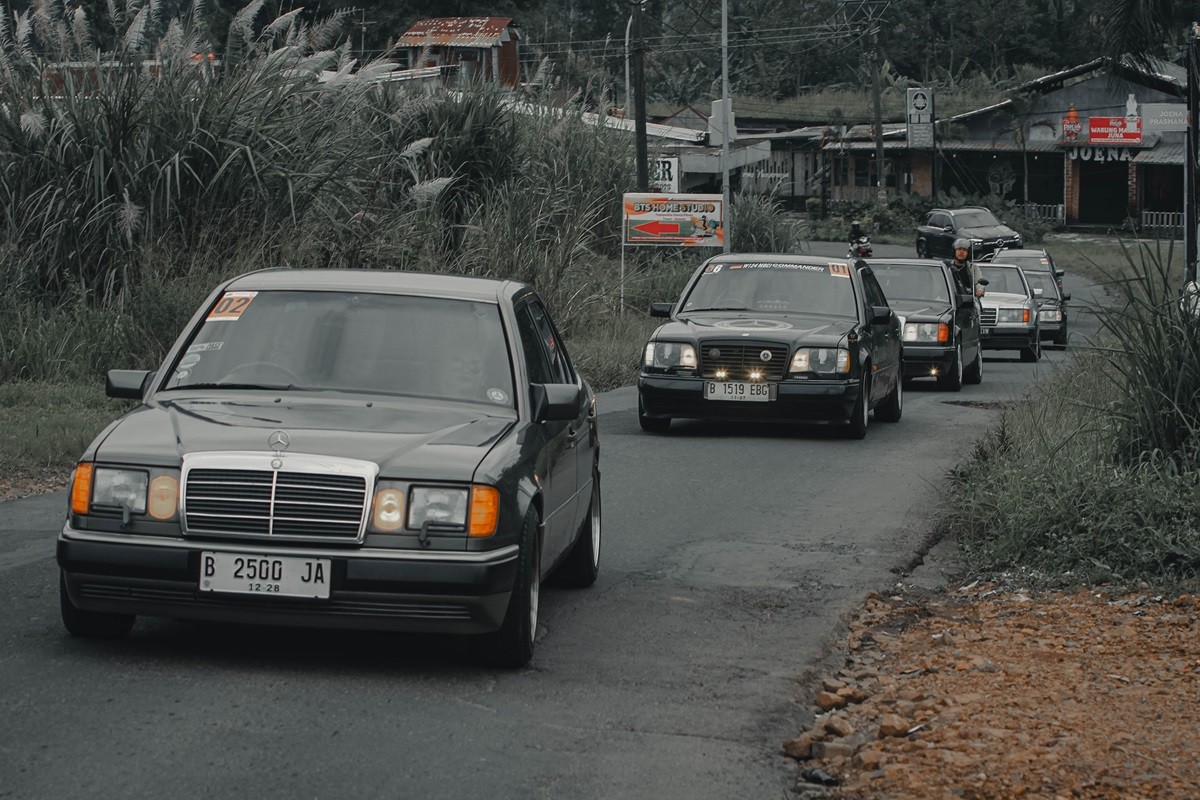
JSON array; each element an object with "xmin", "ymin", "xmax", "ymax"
[{"xmin": 620, "ymin": 192, "xmax": 724, "ymax": 314}]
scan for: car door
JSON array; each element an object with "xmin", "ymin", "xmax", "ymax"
[
  {"xmin": 860, "ymin": 269, "xmax": 900, "ymax": 404},
  {"xmin": 931, "ymin": 212, "xmax": 954, "ymax": 258},
  {"xmin": 949, "ymin": 265, "xmax": 980, "ymax": 361},
  {"xmin": 519, "ymin": 299, "xmax": 583, "ymax": 571}
]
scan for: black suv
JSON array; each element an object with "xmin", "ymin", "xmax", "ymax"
[{"xmin": 915, "ymin": 207, "xmax": 1023, "ymax": 259}]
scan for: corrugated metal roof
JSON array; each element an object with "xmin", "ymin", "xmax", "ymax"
[
  {"xmin": 824, "ymin": 139, "xmax": 1063, "ymax": 153},
  {"xmin": 1134, "ymin": 141, "xmax": 1185, "ymax": 165},
  {"xmin": 398, "ymin": 17, "xmax": 515, "ymax": 48}
]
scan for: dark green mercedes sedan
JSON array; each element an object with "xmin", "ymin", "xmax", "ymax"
[
  {"xmin": 57, "ymin": 270, "xmax": 600, "ymax": 667},
  {"xmin": 637, "ymin": 254, "xmax": 904, "ymax": 439}
]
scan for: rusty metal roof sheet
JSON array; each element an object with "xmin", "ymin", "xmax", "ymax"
[{"xmin": 398, "ymin": 17, "xmax": 516, "ymax": 48}]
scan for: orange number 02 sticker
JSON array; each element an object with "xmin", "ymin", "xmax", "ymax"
[{"xmin": 207, "ymin": 291, "xmax": 258, "ymax": 321}]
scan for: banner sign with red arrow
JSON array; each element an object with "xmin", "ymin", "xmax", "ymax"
[{"xmin": 622, "ymin": 193, "xmax": 724, "ymax": 247}]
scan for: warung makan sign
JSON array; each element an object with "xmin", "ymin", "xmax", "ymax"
[
  {"xmin": 623, "ymin": 193, "xmax": 724, "ymax": 248},
  {"xmin": 1088, "ymin": 117, "xmax": 1142, "ymax": 145}
]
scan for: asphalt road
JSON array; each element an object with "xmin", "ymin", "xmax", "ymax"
[{"xmin": 0, "ymin": 243, "xmax": 1105, "ymax": 800}]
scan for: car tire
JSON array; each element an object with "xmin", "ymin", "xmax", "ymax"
[
  {"xmin": 1053, "ymin": 328, "xmax": 1068, "ymax": 347},
  {"xmin": 963, "ymin": 345, "xmax": 983, "ymax": 384},
  {"xmin": 937, "ymin": 344, "xmax": 964, "ymax": 391},
  {"xmin": 841, "ymin": 374, "xmax": 870, "ymax": 439},
  {"xmin": 916, "ymin": 239, "xmax": 928, "ymax": 258},
  {"xmin": 60, "ymin": 572, "xmax": 134, "ymax": 639},
  {"xmin": 638, "ymin": 394, "xmax": 670, "ymax": 433},
  {"xmin": 1020, "ymin": 339, "xmax": 1041, "ymax": 362},
  {"xmin": 554, "ymin": 464, "xmax": 601, "ymax": 589},
  {"xmin": 484, "ymin": 508, "xmax": 541, "ymax": 668},
  {"xmin": 875, "ymin": 372, "xmax": 903, "ymax": 422}
]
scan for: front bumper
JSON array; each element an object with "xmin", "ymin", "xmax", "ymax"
[
  {"xmin": 639, "ymin": 375, "xmax": 862, "ymax": 424},
  {"xmin": 980, "ymin": 325, "xmax": 1037, "ymax": 351},
  {"xmin": 901, "ymin": 344, "xmax": 957, "ymax": 378},
  {"xmin": 57, "ymin": 526, "xmax": 518, "ymax": 634}
]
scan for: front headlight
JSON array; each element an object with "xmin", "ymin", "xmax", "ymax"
[
  {"xmin": 997, "ymin": 306, "xmax": 1032, "ymax": 323},
  {"xmin": 409, "ymin": 486, "xmax": 468, "ymax": 530},
  {"xmin": 92, "ymin": 467, "xmax": 148, "ymax": 513},
  {"xmin": 643, "ymin": 342, "xmax": 698, "ymax": 371},
  {"xmin": 1038, "ymin": 308, "xmax": 1062, "ymax": 322},
  {"xmin": 902, "ymin": 322, "xmax": 950, "ymax": 343},
  {"xmin": 790, "ymin": 347, "xmax": 850, "ymax": 375}
]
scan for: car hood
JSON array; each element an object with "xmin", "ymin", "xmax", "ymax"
[
  {"xmin": 887, "ymin": 299, "xmax": 951, "ymax": 321},
  {"xmin": 93, "ymin": 394, "xmax": 517, "ymax": 480},
  {"xmin": 658, "ymin": 313, "xmax": 854, "ymax": 346},
  {"xmin": 981, "ymin": 292, "xmax": 1029, "ymax": 307},
  {"xmin": 960, "ymin": 224, "xmax": 1018, "ymax": 240}
]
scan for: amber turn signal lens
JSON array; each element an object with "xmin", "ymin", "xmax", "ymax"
[
  {"xmin": 70, "ymin": 463, "xmax": 94, "ymax": 515},
  {"xmin": 372, "ymin": 488, "xmax": 406, "ymax": 532},
  {"xmin": 147, "ymin": 475, "xmax": 179, "ymax": 521},
  {"xmin": 469, "ymin": 485, "xmax": 500, "ymax": 537},
  {"xmin": 1023, "ymin": 308, "xmax": 1031, "ymax": 323},
  {"xmin": 937, "ymin": 323, "xmax": 950, "ymax": 343}
]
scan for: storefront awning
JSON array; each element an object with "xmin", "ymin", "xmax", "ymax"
[{"xmin": 1133, "ymin": 142, "xmax": 1185, "ymax": 165}]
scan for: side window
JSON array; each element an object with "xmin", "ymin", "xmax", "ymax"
[
  {"xmin": 526, "ymin": 302, "xmax": 572, "ymax": 384},
  {"xmin": 516, "ymin": 306, "xmax": 554, "ymax": 385},
  {"xmin": 862, "ymin": 271, "xmax": 887, "ymax": 307}
]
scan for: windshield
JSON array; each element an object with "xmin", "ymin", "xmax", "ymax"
[
  {"xmin": 980, "ymin": 266, "xmax": 1029, "ymax": 296},
  {"xmin": 954, "ymin": 209, "xmax": 1001, "ymax": 228},
  {"xmin": 164, "ymin": 290, "xmax": 515, "ymax": 407},
  {"xmin": 871, "ymin": 263, "xmax": 951, "ymax": 304},
  {"xmin": 681, "ymin": 261, "xmax": 858, "ymax": 318},
  {"xmin": 1002, "ymin": 254, "xmax": 1052, "ymax": 273},
  {"xmin": 1024, "ymin": 271, "xmax": 1060, "ymax": 299}
]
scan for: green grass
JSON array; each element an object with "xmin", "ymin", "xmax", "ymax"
[
  {"xmin": 1049, "ymin": 240, "xmax": 1184, "ymax": 287},
  {"xmin": 0, "ymin": 382, "xmax": 130, "ymax": 476},
  {"xmin": 944, "ymin": 244, "xmax": 1200, "ymax": 589}
]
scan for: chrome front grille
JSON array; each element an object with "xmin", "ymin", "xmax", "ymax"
[
  {"xmin": 980, "ymin": 307, "xmax": 998, "ymax": 326},
  {"xmin": 699, "ymin": 342, "xmax": 790, "ymax": 380},
  {"xmin": 182, "ymin": 453, "xmax": 374, "ymax": 544}
]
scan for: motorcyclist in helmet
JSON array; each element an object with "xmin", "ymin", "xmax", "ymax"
[
  {"xmin": 848, "ymin": 219, "xmax": 864, "ymax": 245},
  {"xmin": 947, "ymin": 238, "xmax": 985, "ymax": 298}
]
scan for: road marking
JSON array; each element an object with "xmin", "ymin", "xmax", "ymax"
[{"xmin": 0, "ymin": 540, "xmax": 52, "ymax": 571}]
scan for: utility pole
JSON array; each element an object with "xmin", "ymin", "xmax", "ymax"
[
  {"xmin": 721, "ymin": 0, "xmax": 731, "ymax": 252},
  {"xmin": 624, "ymin": 14, "xmax": 633, "ymax": 121},
  {"xmin": 631, "ymin": 0, "xmax": 649, "ymax": 191},
  {"xmin": 868, "ymin": 19, "xmax": 886, "ymax": 203},
  {"xmin": 1187, "ymin": 22, "xmax": 1199, "ymax": 282}
]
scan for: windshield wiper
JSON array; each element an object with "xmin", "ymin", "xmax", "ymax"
[
  {"xmin": 685, "ymin": 305, "xmax": 752, "ymax": 312},
  {"xmin": 163, "ymin": 382, "xmax": 298, "ymax": 392}
]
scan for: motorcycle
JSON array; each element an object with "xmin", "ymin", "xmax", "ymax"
[{"xmin": 848, "ymin": 236, "xmax": 873, "ymax": 258}]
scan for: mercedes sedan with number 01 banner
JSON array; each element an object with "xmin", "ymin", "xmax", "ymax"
[
  {"xmin": 637, "ymin": 254, "xmax": 903, "ymax": 438},
  {"xmin": 57, "ymin": 269, "xmax": 601, "ymax": 667}
]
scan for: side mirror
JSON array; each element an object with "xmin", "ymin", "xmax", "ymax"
[
  {"xmin": 529, "ymin": 383, "xmax": 581, "ymax": 423},
  {"xmin": 1054, "ymin": 269, "xmax": 1065, "ymax": 277},
  {"xmin": 649, "ymin": 302, "xmax": 673, "ymax": 318},
  {"xmin": 942, "ymin": 225, "xmax": 954, "ymax": 233},
  {"xmin": 958, "ymin": 294, "xmax": 975, "ymax": 310},
  {"xmin": 1062, "ymin": 293, "xmax": 1071, "ymax": 302},
  {"xmin": 106, "ymin": 369, "xmax": 154, "ymax": 400},
  {"xmin": 871, "ymin": 305, "xmax": 892, "ymax": 325}
]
